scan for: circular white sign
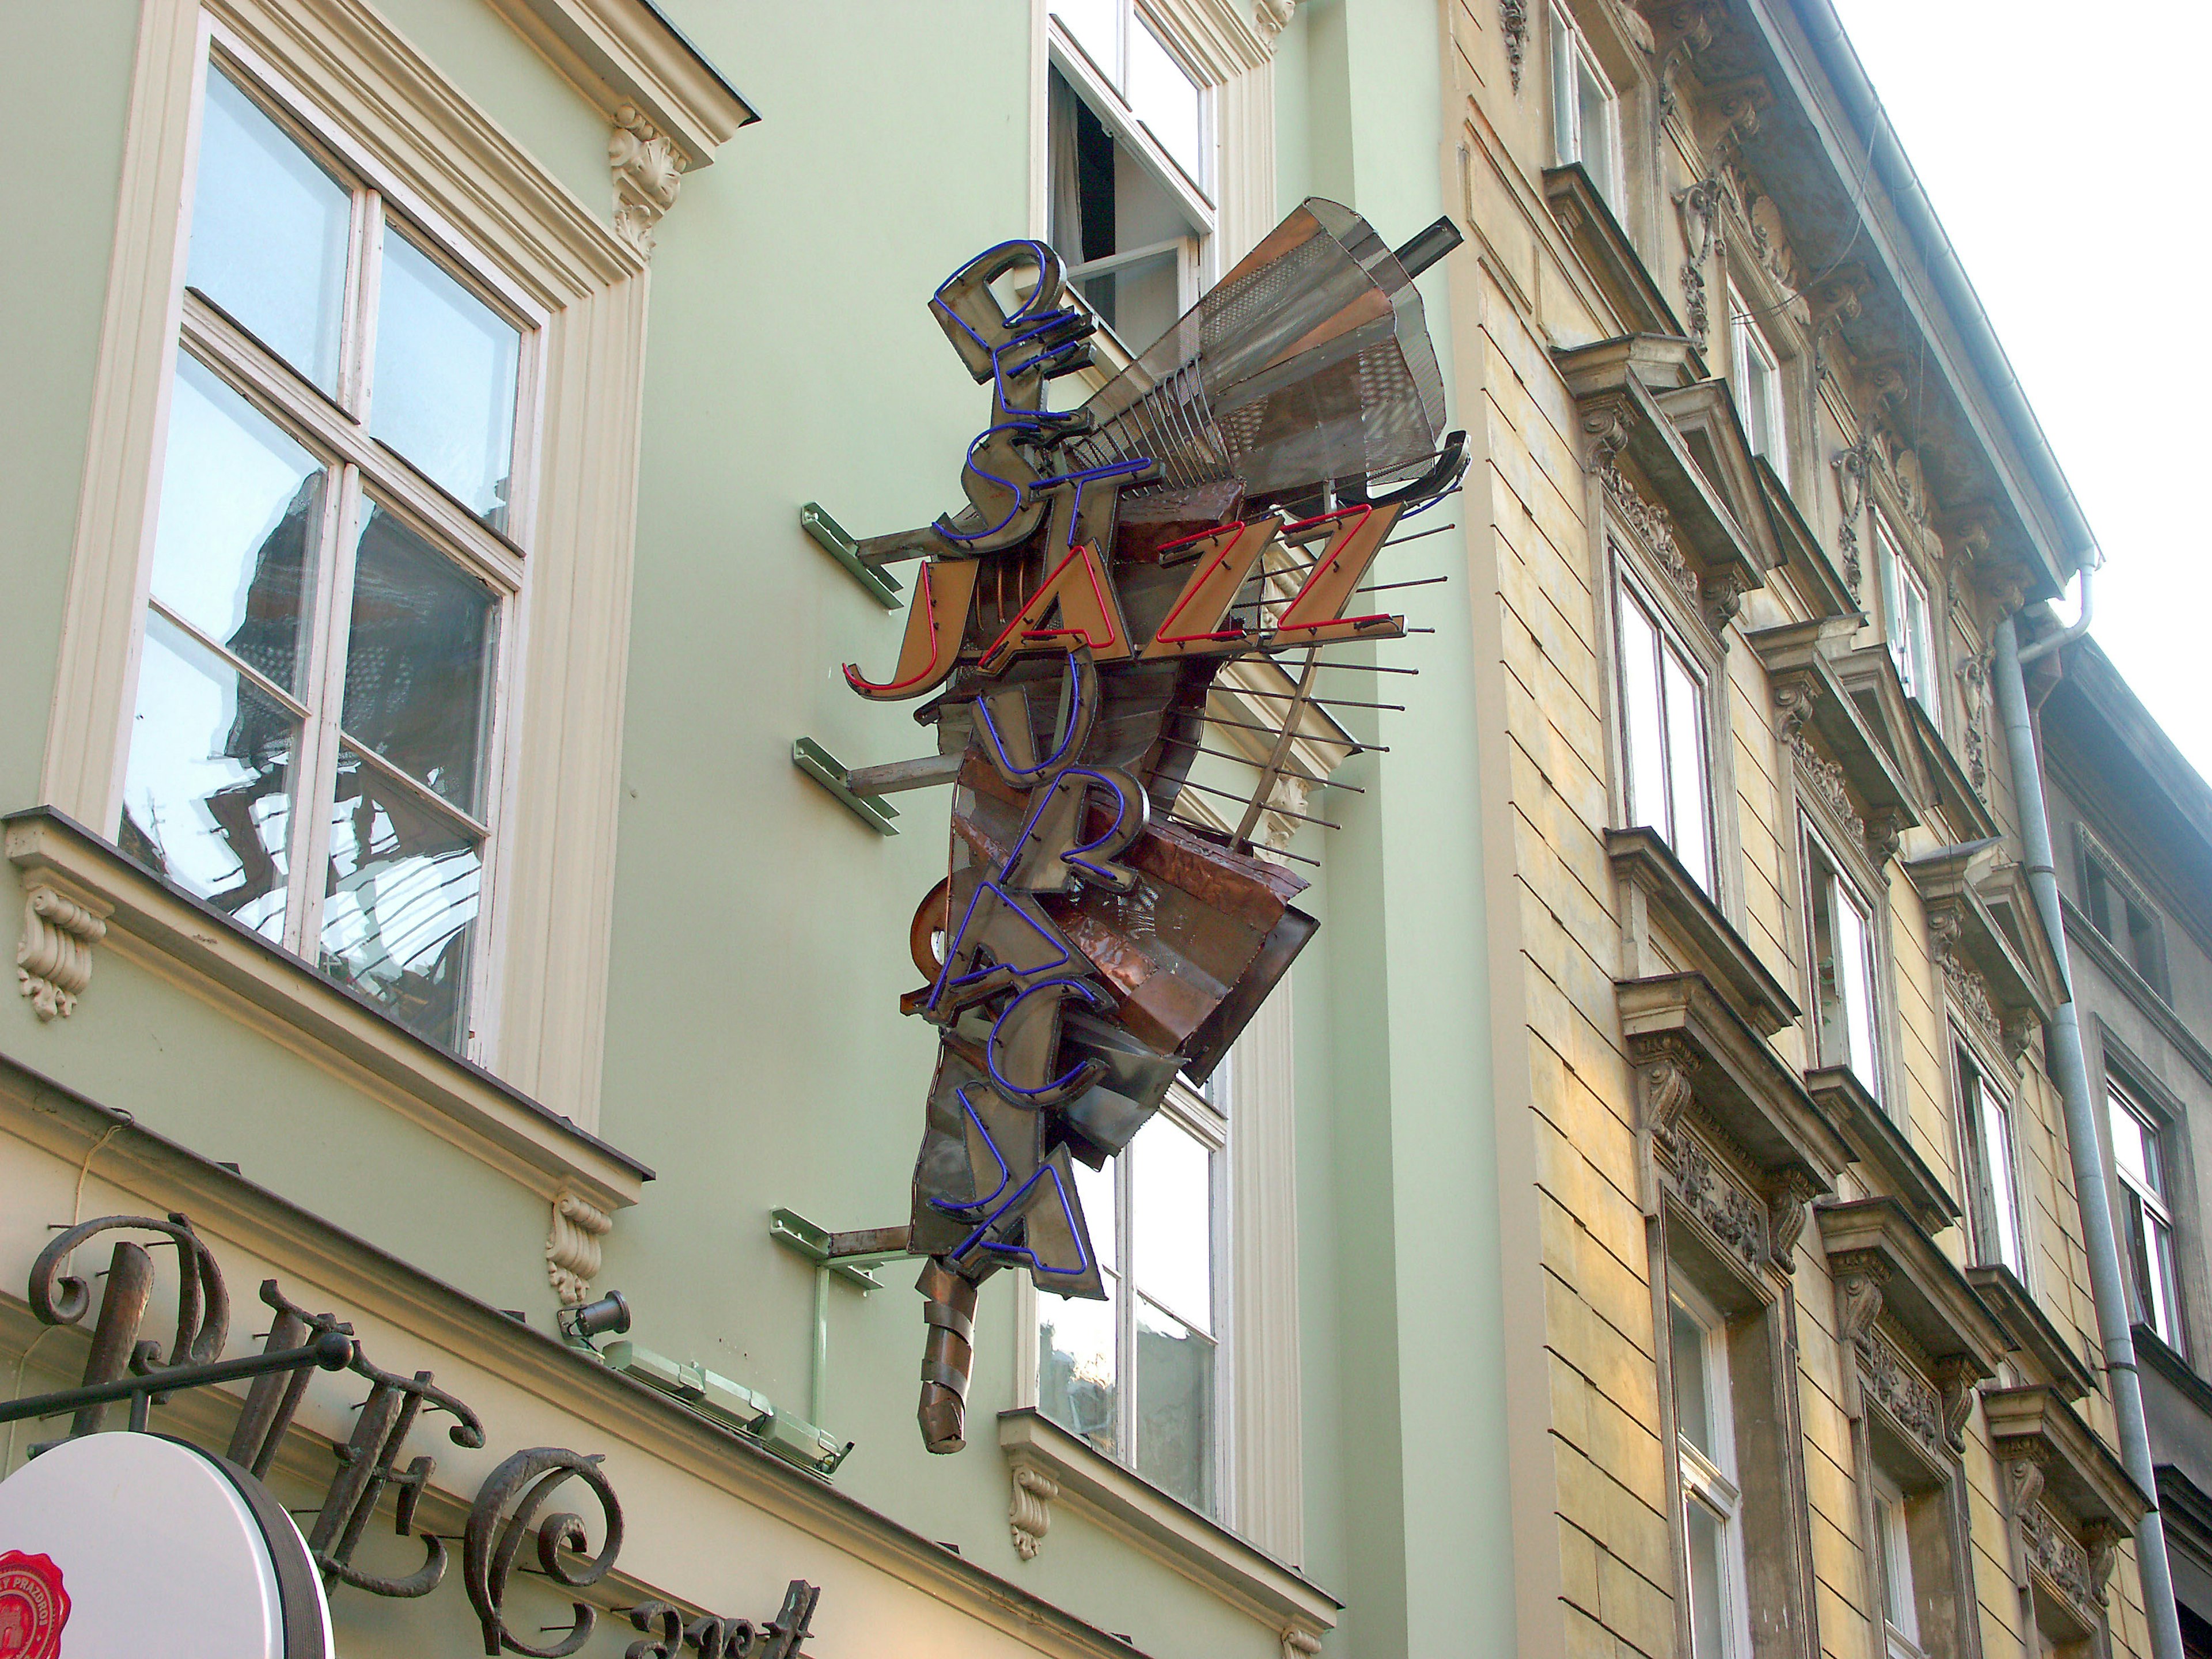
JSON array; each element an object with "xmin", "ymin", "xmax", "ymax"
[{"xmin": 0, "ymin": 1432, "xmax": 331, "ymax": 1658}]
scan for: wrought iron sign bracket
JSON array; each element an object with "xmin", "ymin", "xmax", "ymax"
[
  {"xmin": 799, "ymin": 502, "xmax": 905, "ymax": 607},
  {"xmin": 791, "ymin": 737, "xmax": 900, "ymax": 835}
]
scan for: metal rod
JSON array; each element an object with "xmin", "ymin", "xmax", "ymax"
[
  {"xmin": 1376, "ymin": 521, "xmax": 1458, "ymax": 551},
  {"xmin": 1177, "ymin": 776, "xmax": 1342, "ymax": 832},
  {"xmin": 1355, "ymin": 575, "xmax": 1452, "ymax": 596},
  {"xmin": 1155, "ymin": 734, "xmax": 1366, "ymax": 790},
  {"xmin": 1229, "ymin": 689, "xmax": 1405, "ymax": 712},
  {"xmin": 1257, "ymin": 654, "xmax": 1421, "ymax": 676},
  {"xmin": 811, "ymin": 1264, "xmax": 830, "ymax": 1429},
  {"xmin": 1993, "ymin": 612, "xmax": 2186, "ymax": 1659},
  {"xmin": 1164, "ymin": 815, "xmax": 1323, "ymax": 867},
  {"xmin": 0, "ymin": 1333, "xmax": 354, "ymax": 1426}
]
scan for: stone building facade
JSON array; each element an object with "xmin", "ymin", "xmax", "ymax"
[{"xmin": 1442, "ymin": 1, "xmax": 2164, "ymax": 1657}]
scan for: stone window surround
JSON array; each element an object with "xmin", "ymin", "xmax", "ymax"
[
  {"xmin": 1983, "ymin": 1384, "xmax": 2150, "ymax": 1634},
  {"xmin": 39, "ymin": 0, "xmax": 749, "ymax": 1138},
  {"xmin": 1904, "ymin": 842, "xmax": 2058, "ymax": 1078}
]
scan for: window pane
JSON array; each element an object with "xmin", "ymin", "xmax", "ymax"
[
  {"xmin": 342, "ymin": 502, "xmax": 499, "ymax": 816},
  {"xmin": 1670, "ymin": 1299, "xmax": 1713, "ymax": 1458},
  {"xmin": 2109, "ymin": 1094, "xmax": 2153, "ymax": 1190},
  {"xmin": 1074, "ymin": 1152, "xmax": 1115, "ymax": 1272},
  {"xmin": 1127, "ymin": 19, "xmax": 1204, "ymax": 187},
  {"xmin": 1075, "ymin": 245, "xmax": 1183, "ymax": 356},
  {"xmin": 188, "ymin": 66, "xmax": 351, "ymax": 392},
  {"xmin": 1836, "ymin": 888, "xmax": 1881, "ymax": 1101},
  {"xmin": 370, "ymin": 226, "xmax": 521, "ymax": 531},
  {"xmin": 1685, "ymin": 1497, "xmax": 1728, "ymax": 1659},
  {"xmin": 1980, "ymin": 1090, "xmax": 2024, "ymax": 1276},
  {"xmin": 1662, "ymin": 648, "xmax": 1711, "ymax": 891},
  {"xmin": 120, "ymin": 612, "xmax": 295, "ymax": 941},
  {"xmin": 1576, "ymin": 55, "xmax": 1614, "ymax": 202},
  {"xmin": 1550, "ymin": 9, "xmax": 1578, "ymax": 165},
  {"xmin": 320, "ymin": 748, "xmax": 482, "ymax": 1052},
  {"xmin": 1053, "ymin": 0, "xmax": 1121, "ymax": 87},
  {"xmin": 1136, "ymin": 1297, "xmax": 1215, "ymax": 1515},
  {"xmin": 150, "ymin": 356, "xmax": 324, "ymax": 698},
  {"xmin": 2146, "ymin": 1213, "xmax": 2184, "ymax": 1352},
  {"xmin": 1132, "ymin": 1112, "xmax": 1213, "ymax": 1332},
  {"xmin": 1618, "ymin": 593, "xmax": 1669, "ymax": 842},
  {"xmin": 1039, "ymin": 1274, "xmax": 1119, "ymax": 1454}
]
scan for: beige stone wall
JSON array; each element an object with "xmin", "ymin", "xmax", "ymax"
[{"xmin": 1446, "ymin": 3, "xmax": 2150, "ymax": 1657}]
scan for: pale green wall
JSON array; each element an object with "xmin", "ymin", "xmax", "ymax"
[{"xmin": 0, "ymin": 2, "xmax": 1516, "ymax": 1654}]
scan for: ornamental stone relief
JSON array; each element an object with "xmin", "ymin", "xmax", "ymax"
[
  {"xmin": 1789, "ymin": 731, "xmax": 1867, "ymax": 844},
  {"xmin": 1605, "ymin": 467, "xmax": 1701, "ymax": 611},
  {"xmin": 1668, "ymin": 1130, "xmax": 1766, "ymax": 1268},
  {"xmin": 2020, "ymin": 1500, "xmax": 2097, "ymax": 1612},
  {"xmin": 1855, "ymin": 1325, "xmax": 1946, "ymax": 1460}
]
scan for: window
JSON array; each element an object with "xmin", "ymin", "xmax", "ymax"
[
  {"xmin": 1037, "ymin": 1086, "xmax": 1226, "ymax": 1516},
  {"xmin": 1550, "ymin": 5, "xmax": 1622, "ymax": 209},
  {"xmin": 1728, "ymin": 284, "xmax": 1787, "ymax": 487},
  {"xmin": 1875, "ymin": 514, "xmax": 1938, "ymax": 730},
  {"xmin": 2080, "ymin": 836, "xmax": 2169, "ymax": 998},
  {"xmin": 1616, "ymin": 579, "xmax": 1714, "ymax": 892},
  {"xmin": 1048, "ymin": 2, "xmax": 1213, "ymax": 353},
  {"xmin": 118, "ymin": 54, "xmax": 531, "ymax": 1057},
  {"xmin": 1871, "ymin": 1469, "xmax": 1926, "ymax": 1659},
  {"xmin": 2110, "ymin": 1085, "xmax": 2186, "ymax": 1354},
  {"xmin": 1806, "ymin": 834, "xmax": 1883, "ymax": 1103},
  {"xmin": 1955, "ymin": 1043, "xmax": 2027, "ymax": 1279},
  {"xmin": 1670, "ymin": 1285, "xmax": 1752, "ymax": 1659}
]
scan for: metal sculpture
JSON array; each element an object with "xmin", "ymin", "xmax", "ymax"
[{"xmin": 841, "ymin": 199, "xmax": 1465, "ymax": 1451}]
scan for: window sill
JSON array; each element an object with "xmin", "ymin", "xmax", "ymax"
[
  {"xmin": 4, "ymin": 806, "xmax": 651, "ymax": 1215},
  {"xmin": 997, "ymin": 1408, "xmax": 1339, "ymax": 1644}
]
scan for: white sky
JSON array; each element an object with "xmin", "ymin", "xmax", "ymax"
[{"xmin": 1824, "ymin": 0, "xmax": 2212, "ymax": 782}]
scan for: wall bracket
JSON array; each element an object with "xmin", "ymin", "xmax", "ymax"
[
  {"xmin": 800, "ymin": 502, "xmax": 904, "ymax": 607},
  {"xmin": 791, "ymin": 737, "xmax": 900, "ymax": 835}
]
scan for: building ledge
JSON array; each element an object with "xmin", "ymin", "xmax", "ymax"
[
  {"xmin": 997, "ymin": 1408, "xmax": 1339, "ymax": 1644},
  {"xmin": 1815, "ymin": 1196, "xmax": 2008, "ymax": 1378},
  {"xmin": 1983, "ymin": 1383, "xmax": 2149, "ymax": 1536},
  {"xmin": 1748, "ymin": 620, "xmax": 1922, "ymax": 861},
  {"xmin": 1755, "ymin": 454, "xmax": 1859, "ymax": 623},
  {"xmin": 1540, "ymin": 164, "xmax": 1684, "ymax": 338},
  {"xmin": 1610, "ymin": 828, "xmax": 1798, "ymax": 1039},
  {"xmin": 1804, "ymin": 1065, "xmax": 1960, "ymax": 1238},
  {"xmin": 1967, "ymin": 1264, "xmax": 2096, "ymax": 1403},
  {"xmin": 3, "ymin": 807, "xmax": 649, "ymax": 1214},
  {"xmin": 491, "ymin": 0, "xmax": 758, "ymax": 166},
  {"xmin": 1904, "ymin": 841, "xmax": 2058, "ymax": 1046}
]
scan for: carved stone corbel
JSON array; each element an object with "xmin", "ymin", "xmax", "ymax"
[
  {"xmin": 1673, "ymin": 173, "xmax": 1726, "ymax": 346},
  {"xmin": 17, "ymin": 881, "xmax": 109, "ymax": 1021},
  {"xmin": 2081, "ymin": 1518, "xmax": 2122, "ymax": 1605},
  {"xmin": 1649, "ymin": 0, "xmax": 1720, "ymax": 124},
  {"xmin": 609, "ymin": 105, "xmax": 689, "ymax": 259},
  {"xmin": 1772, "ymin": 674, "xmax": 1820, "ymax": 745},
  {"xmin": 1703, "ymin": 571, "xmax": 1747, "ymax": 638},
  {"xmin": 1581, "ymin": 395, "xmax": 1639, "ymax": 473},
  {"xmin": 2001, "ymin": 1445, "xmax": 2048, "ymax": 1527},
  {"xmin": 1634, "ymin": 1033, "xmax": 1698, "ymax": 1154},
  {"xmin": 1282, "ymin": 1629, "xmax": 1324, "ymax": 1659},
  {"xmin": 1256, "ymin": 0, "xmax": 1298, "ymax": 35},
  {"xmin": 1764, "ymin": 1168, "xmax": 1817, "ymax": 1272},
  {"xmin": 1831, "ymin": 1249, "xmax": 1889, "ymax": 1349},
  {"xmin": 1955, "ymin": 649, "xmax": 1992, "ymax": 796},
  {"xmin": 1931, "ymin": 1354, "xmax": 1979, "ymax": 1452},
  {"xmin": 546, "ymin": 1189, "xmax": 613, "ymax": 1305},
  {"xmin": 1807, "ymin": 264, "xmax": 1869, "ymax": 386},
  {"xmin": 1499, "ymin": 0, "xmax": 1529, "ymax": 90},
  {"xmin": 1999, "ymin": 1012, "xmax": 2038, "ymax": 1070},
  {"xmin": 1009, "ymin": 1463, "xmax": 1059, "ymax": 1559},
  {"xmin": 1864, "ymin": 807, "xmax": 1909, "ymax": 870}
]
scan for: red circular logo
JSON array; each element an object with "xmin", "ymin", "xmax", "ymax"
[{"xmin": 0, "ymin": 1552, "xmax": 67, "ymax": 1659}]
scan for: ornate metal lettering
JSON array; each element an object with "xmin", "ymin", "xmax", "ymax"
[{"xmin": 463, "ymin": 1447, "xmax": 626, "ymax": 1658}]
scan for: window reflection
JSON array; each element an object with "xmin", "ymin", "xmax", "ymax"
[
  {"xmin": 120, "ymin": 613, "xmax": 295, "ymax": 942},
  {"xmin": 321, "ymin": 747, "xmax": 482, "ymax": 1052},
  {"xmin": 1039, "ymin": 1278, "xmax": 1119, "ymax": 1455},
  {"xmin": 1135, "ymin": 1296, "xmax": 1213, "ymax": 1513}
]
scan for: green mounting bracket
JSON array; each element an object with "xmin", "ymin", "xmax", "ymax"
[
  {"xmin": 770, "ymin": 1208, "xmax": 914, "ymax": 1432},
  {"xmin": 800, "ymin": 502, "xmax": 903, "ymax": 608},
  {"xmin": 791, "ymin": 737, "xmax": 899, "ymax": 835}
]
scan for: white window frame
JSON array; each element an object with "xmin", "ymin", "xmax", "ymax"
[
  {"xmin": 1805, "ymin": 825, "xmax": 1885, "ymax": 1104},
  {"xmin": 1728, "ymin": 281, "xmax": 1787, "ymax": 487},
  {"xmin": 1671, "ymin": 1281, "xmax": 1753, "ymax": 1659},
  {"xmin": 1035, "ymin": 1070, "xmax": 1231, "ymax": 1516},
  {"xmin": 1048, "ymin": 0, "xmax": 1216, "ymax": 321},
  {"xmin": 46, "ymin": 0, "xmax": 663, "ymax": 1136},
  {"xmin": 1550, "ymin": 3, "xmax": 1623, "ymax": 210},
  {"xmin": 124, "ymin": 36, "xmax": 541, "ymax": 1059},
  {"xmin": 1955, "ymin": 1039, "xmax": 2028, "ymax": 1282},
  {"xmin": 1871, "ymin": 1468, "xmax": 1927, "ymax": 1659},
  {"xmin": 2111, "ymin": 1083, "xmax": 2186, "ymax": 1354},
  {"xmin": 1615, "ymin": 573, "xmax": 1716, "ymax": 893},
  {"xmin": 1875, "ymin": 512, "xmax": 1940, "ymax": 731}
]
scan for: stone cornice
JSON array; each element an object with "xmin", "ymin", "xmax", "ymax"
[
  {"xmin": 491, "ymin": 0, "xmax": 757, "ymax": 162},
  {"xmin": 1983, "ymin": 1384, "xmax": 2150, "ymax": 1538},
  {"xmin": 1967, "ymin": 1264, "xmax": 2097, "ymax": 1404},
  {"xmin": 1747, "ymin": 620, "xmax": 1921, "ymax": 865},
  {"xmin": 1541, "ymin": 164, "xmax": 1685, "ymax": 339},
  {"xmin": 1609, "ymin": 828, "xmax": 1798, "ymax": 1037},
  {"xmin": 1904, "ymin": 841, "xmax": 2058, "ymax": 1050},
  {"xmin": 1816, "ymin": 1196, "xmax": 2008, "ymax": 1381},
  {"xmin": 1803, "ymin": 1066, "xmax": 1959, "ymax": 1238}
]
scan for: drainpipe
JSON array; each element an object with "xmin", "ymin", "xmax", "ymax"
[{"xmin": 1992, "ymin": 573, "xmax": 2183, "ymax": 1659}]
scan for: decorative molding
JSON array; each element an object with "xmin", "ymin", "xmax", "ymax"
[
  {"xmin": 1933, "ymin": 910, "xmax": 2004, "ymax": 1054},
  {"xmin": 1703, "ymin": 570, "xmax": 1747, "ymax": 637},
  {"xmin": 1499, "ymin": 0, "xmax": 1529, "ymax": 90},
  {"xmin": 2006, "ymin": 1452, "xmax": 2047, "ymax": 1522},
  {"xmin": 1672, "ymin": 173, "xmax": 1726, "ymax": 346},
  {"xmin": 1635, "ymin": 1033, "xmax": 1699, "ymax": 1157},
  {"xmin": 1773, "ymin": 676, "xmax": 1819, "ymax": 745},
  {"xmin": 1764, "ymin": 1167, "xmax": 1817, "ymax": 1272},
  {"xmin": 1830, "ymin": 1248, "xmax": 1891, "ymax": 1350},
  {"xmin": 609, "ymin": 104, "xmax": 687, "ymax": 257},
  {"xmin": 1282, "ymin": 1629, "xmax": 1323, "ymax": 1658},
  {"xmin": 1831, "ymin": 435, "xmax": 1873, "ymax": 595},
  {"xmin": 1789, "ymin": 730, "xmax": 1867, "ymax": 846},
  {"xmin": 1855, "ymin": 1325, "xmax": 1945, "ymax": 1459},
  {"xmin": 1668, "ymin": 1129, "xmax": 1766, "ymax": 1268},
  {"xmin": 546, "ymin": 1188, "xmax": 613, "ymax": 1304},
  {"xmin": 1581, "ymin": 396, "xmax": 1639, "ymax": 473},
  {"xmin": 2082, "ymin": 1519, "xmax": 2123, "ymax": 1605},
  {"xmin": 1956, "ymin": 650, "xmax": 1992, "ymax": 796},
  {"xmin": 1605, "ymin": 467, "xmax": 1700, "ymax": 611},
  {"xmin": 1254, "ymin": 0, "xmax": 1297, "ymax": 33},
  {"xmin": 1652, "ymin": 0, "xmax": 1719, "ymax": 126},
  {"xmin": 1933, "ymin": 1354, "xmax": 1978, "ymax": 1451},
  {"xmin": 490, "ymin": 0, "xmax": 757, "ymax": 167},
  {"xmin": 17, "ymin": 881, "xmax": 109, "ymax": 1020},
  {"xmin": 1010, "ymin": 1464, "xmax": 1060, "ymax": 1560},
  {"xmin": 2020, "ymin": 1499, "xmax": 2097, "ymax": 1611}
]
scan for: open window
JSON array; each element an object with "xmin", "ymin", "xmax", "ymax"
[
  {"xmin": 1874, "ymin": 512, "xmax": 1939, "ymax": 733},
  {"xmin": 1550, "ymin": 3, "xmax": 1623, "ymax": 211},
  {"xmin": 1954, "ymin": 1039, "xmax": 2028, "ymax": 1282},
  {"xmin": 1615, "ymin": 574, "xmax": 1715, "ymax": 893},
  {"xmin": 1728, "ymin": 282, "xmax": 1787, "ymax": 488},
  {"xmin": 1805, "ymin": 829, "xmax": 1884, "ymax": 1104},
  {"xmin": 1048, "ymin": 1, "xmax": 1214, "ymax": 353},
  {"xmin": 2078, "ymin": 824, "xmax": 2170, "ymax": 1000},
  {"xmin": 2109, "ymin": 1080, "xmax": 2186, "ymax": 1355}
]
